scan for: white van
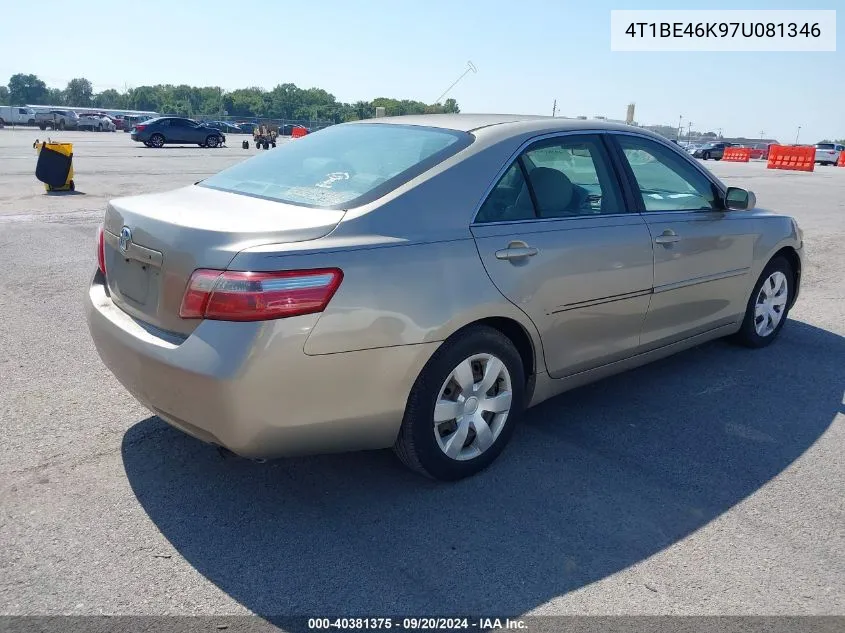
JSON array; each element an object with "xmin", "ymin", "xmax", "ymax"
[{"xmin": 0, "ymin": 106, "xmax": 37, "ymax": 126}]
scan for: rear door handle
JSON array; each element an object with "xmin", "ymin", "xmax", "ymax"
[
  {"xmin": 654, "ymin": 230, "xmax": 681, "ymax": 245},
  {"xmin": 495, "ymin": 241, "xmax": 539, "ymax": 260}
]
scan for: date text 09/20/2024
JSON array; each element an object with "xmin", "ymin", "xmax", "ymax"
[{"xmin": 307, "ymin": 618, "xmax": 527, "ymax": 630}]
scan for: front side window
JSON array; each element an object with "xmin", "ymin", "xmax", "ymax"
[
  {"xmin": 200, "ymin": 123, "xmax": 471, "ymax": 209},
  {"xmin": 617, "ymin": 135, "xmax": 719, "ymax": 212}
]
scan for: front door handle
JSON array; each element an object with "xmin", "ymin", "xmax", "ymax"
[
  {"xmin": 495, "ymin": 241, "xmax": 539, "ymax": 261},
  {"xmin": 654, "ymin": 230, "xmax": 681, "ymax": 245}
]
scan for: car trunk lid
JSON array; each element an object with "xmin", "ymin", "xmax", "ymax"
[{"xmin": 103, "ymin": 185, "xmax": 345, "ymax": 336}]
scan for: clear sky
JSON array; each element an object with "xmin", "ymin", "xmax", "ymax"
[{"xmin": 1, "ymin": 0, "xmax": 842, "ymax": 142}]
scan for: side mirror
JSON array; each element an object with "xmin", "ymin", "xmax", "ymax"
[{"xmin": 724, "ymin": 187, "xmax": 756, "ymax": 211}]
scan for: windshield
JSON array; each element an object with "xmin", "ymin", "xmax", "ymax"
[
  {"xmin": 816, "ymin": 143, "xmax": 835, "ymax": 149},
  {"xmin": 199, "ymin": 123, "xmax": 472, "ymax": 209}
]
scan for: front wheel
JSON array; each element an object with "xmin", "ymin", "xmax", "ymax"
[
  {"xmin": 732, "ymin": 256, "xmax": 793, "ymax": 348},
  {"xmin": 702, "ymin": 152, "xmax": 710, "ymax": 160},
  {"xmin": 205, "ymin": 135, "xmax": 219, "ymax": 148},
  {"xmin": 394, "ymin": 326, "xmax": 526, "ymax": 481}
]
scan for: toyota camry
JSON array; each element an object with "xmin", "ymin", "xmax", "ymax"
[{"xmin": 87, "ymin": 114, "xmax": 803, "ymax": 480}]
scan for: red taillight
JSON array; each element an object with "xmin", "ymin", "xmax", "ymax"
[
  {"xmin": 134, "ymin": 124, "xmax": 146, "ymax": 132},
  {"xmin": 97, "ymin": 225, "xmax": 106, "ymax": 276},
  {"xmin": 179, "ymin": 268, "xmax": 343, "ymax": 321}
]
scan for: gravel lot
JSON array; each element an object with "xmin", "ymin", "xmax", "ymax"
[{"xmin": 1, "ymin": 129, "xmax": 843, "ymax": 622}]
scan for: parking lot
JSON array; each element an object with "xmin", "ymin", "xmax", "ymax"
[{"xmin": 1, "ymin": 128, "xmax": 844, "ymax": 620}]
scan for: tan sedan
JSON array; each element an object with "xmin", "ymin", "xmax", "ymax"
[{"xmin": 86, "ymin": 114, "xmax": 804, "ymax": 480}]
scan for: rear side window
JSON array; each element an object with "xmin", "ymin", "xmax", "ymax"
[
  {"xmin": 200, "ymin": 123, "xmax": 471, "ymax": 209},
  {"xmin": 475, "ymin": 134, "xmax": 624, "ymax": 223}
]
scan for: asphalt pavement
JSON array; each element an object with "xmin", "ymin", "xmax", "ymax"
[{"xmin": 1, "ymin": 129, "xmax": 843, "ymax": 623}]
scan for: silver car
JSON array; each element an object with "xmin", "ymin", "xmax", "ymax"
[{"xmin": 86, "ymin": 114, "xmax": 804, "ymax": 480}]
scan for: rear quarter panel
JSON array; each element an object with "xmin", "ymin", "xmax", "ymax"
[{"xmin": 228, "ymin": 237, "xmax": 546, "ymax": 373}]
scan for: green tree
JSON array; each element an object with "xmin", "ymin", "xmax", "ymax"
[
  {"xmin": 45, "ymin": 88, "xmax": 65, "ymax": 105},
  {"xmin": 64, "ymin": 78, "xmax": 94, "ymax": 107},
  {"xmin": 93, "ymin": 89, "xmax": 125, "ymax": 109},
  {"xmin": 0, "ymin": 86, "xmax": 8, "ymax": 105},
  {"xmin": 8, "ymin": 73, "xmax": 47, "ymax": 105},
  {"xmin": 443, "ymin": 98, "xmax": 460, "ymax": 113},
  {"xmin": 129, "ymin": 86, "xmax": 160, "ymax": 111}
]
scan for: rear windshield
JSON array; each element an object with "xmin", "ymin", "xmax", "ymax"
[
  {"xmin": 816, "ymin": 143, "xmax": 835, "ymax": 149},
  {"xmin": 199, "ymin": 123, "xmax": 472, "ymax": 209}
]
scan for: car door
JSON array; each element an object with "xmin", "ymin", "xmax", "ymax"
[
  {"xmin": 471, "ymin": 133, "xmax": 654, "ymax": 379},
  {"xmin": 611, "ymin": 133, "xmax": 759, "ymax": 349},
  {"xmin": 167, "ymin": 118, "xmax": 190, "ymax": 143}
]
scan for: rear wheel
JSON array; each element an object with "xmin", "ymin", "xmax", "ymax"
[
  {"xmin": 732, "ymin": 256, "xmax": 793, "ymax": 348},
  {"xmin": 149, "ymin": 134, "xmax": 165, "ymax": 148},
  {"xmin": 394, "ymin": 325, "xmax": 525, "ymax": 481}
]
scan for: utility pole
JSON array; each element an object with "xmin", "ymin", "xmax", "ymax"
[
  {"xmin": 795, "ymin": 126, "xmax": 801, "ymax": 144},
  {"xmin": 687, "ymin": 121, "xmax": 693, "ymax": 143},
  {"xmin": 717, "ymin": 127, "xmax": 723, "ymax": 139},
  {"xmin": 552, "ymin": 99, "xmax": 557, "ymax": 117},
  {"xmin": 677, "ymin": 115, "xmax": 683, "ymax": 140}
]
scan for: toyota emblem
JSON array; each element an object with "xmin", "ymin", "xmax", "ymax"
[{"xmin": 118, "ymin": 226, "xmax": 132, "ymax": 254}]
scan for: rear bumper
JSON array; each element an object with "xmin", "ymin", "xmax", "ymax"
[{"xmin": 85, "ymin": 274, "xmax": 436, "ymax": 458}]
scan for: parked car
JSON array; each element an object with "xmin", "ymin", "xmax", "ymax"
[
  {"xmin": 692, "ymin": 142, "xmax": 733, "ymax": 160},
  {"xmin": 235, "ymin": 122, "xmax": 257, "ymax": 134},
  {"xmin": 35, "ymin": 109, "xmax": 79, "ymax": 130},
  {"xmin": 280, "ymin": 123, "xmax": 311, "ymax": 136},
  {"xmin": 87, "ymin": 115, "xmax": 803, "ymax": 481},
  {"xmin": 130, "ymin": 117, "xmax": 226, "ymax": 147},
  {"xmin": 744, "ymin": 144, "xmax": 770, "ymax": 160},
  {"xmin": 814, "ymin": 142, "xmax": 845, "ymax": 166},
  {"xmin": 78, "ymin": 112, "xmax": 117, "ymax": 132},
  {"xmin": 0, "ymin": 106, "xmax": 37, "ymax": 126},
  {"xmin": 204, "ymin": 120, "xmax": 243, "ymax": 134},
  {"xmin": 122, "ymin": 115, "xmax": 153, "ymax": 133}
]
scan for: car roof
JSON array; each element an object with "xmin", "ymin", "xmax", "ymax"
[{"xmin": 348, "ymin": 113, "xmax": 643, "ymax": 135}]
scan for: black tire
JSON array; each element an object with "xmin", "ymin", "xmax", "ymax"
[
  {"xmin": 97, "ymin": 124, "xmax": 102, "ymax": 132},
  {"xmin": 149, "ymin": 133, "xmax": 165, "ymax": 148},
  {"xmin": 731, "ymin": 256, "xmax": 794, "ymax": 349},
  {"xmin": 39, "ymin": 123, "xmax": 46, "ymax": 130},
  {"xmin": 394, "ymin": 325, "xmax": 526, "ymax": 481},
  {"xmin": 58, "ymin": 120, "xmax": 65, "ymax": 131},
  {"xmin": 703, "ymin": 152, "xmax": 710, "ymax": 160},
  {"xmin": 68, "ymin": 180, "xmax": 75, "ymax": 192},
  {"xmin": 206, "ymin": 135, "xmax": 219, "ymax": 148}
]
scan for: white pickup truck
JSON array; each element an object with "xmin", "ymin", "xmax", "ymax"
[
  {"xmin": 815, "ymin": 143, "xmax": 844, "ymax": 166},
  {"xmin": 0, "ymin": 106, "xmax": 37, "ymax": 126}
]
